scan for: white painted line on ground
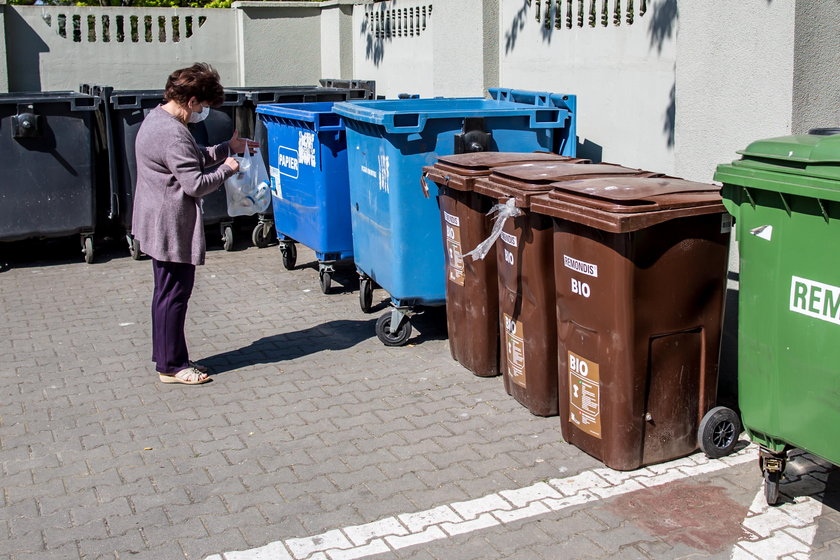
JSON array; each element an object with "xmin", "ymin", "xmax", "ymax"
[
  {"xmin": 730, "ymin": 484, "xmax": 823, "ymax": 560},
  {"xmin": 209, "ymin": 445, "xmax": 760, "ymax": 560}
]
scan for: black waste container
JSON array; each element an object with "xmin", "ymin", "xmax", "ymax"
[
  {"xmin": 0, "ymin": 91, "xmax": 101, "ymax": 263},
  {"xmin": 92, "ymin": 82, "xmax": 375, "ymax": 256},
  {"xmin": 89, "ymin": 86, "xmax": 246, "ymax": 257},
  {"xmin": 188, "ymin": 90, "xmax": 248, "ymax": 251}
]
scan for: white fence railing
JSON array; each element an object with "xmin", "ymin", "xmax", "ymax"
[
  {"xmin": 41, "ymin": 10, "xmax": 209, "ymax": 44},
  {"xmin": 531, "ymin": 0, "xmax": 649, "ymax": 29}
]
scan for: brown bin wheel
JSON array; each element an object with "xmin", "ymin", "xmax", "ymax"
[{"xmin": 698, "ymin": 406, "xmax": 741, "ymax": 459}]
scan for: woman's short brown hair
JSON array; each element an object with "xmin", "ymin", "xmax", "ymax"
[{"xmin": 163, "ymin": 63, "xmax": 225, "ymax": 107}]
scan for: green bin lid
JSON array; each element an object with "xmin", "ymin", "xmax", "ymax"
[{"xmin": 734, "ymin": 133, "xmax": 840, "ymax": 180}]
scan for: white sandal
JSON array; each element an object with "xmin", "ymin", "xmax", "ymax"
[{"xmin": 159, "ymin": 367, "xmax": 211, "ymax": 385}]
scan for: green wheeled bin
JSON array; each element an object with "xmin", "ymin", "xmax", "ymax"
[{"xmin": 715, "ymin": 129, "xmax": 840, "ymax": 505}]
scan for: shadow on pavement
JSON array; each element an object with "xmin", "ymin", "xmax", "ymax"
[
  {"xmin": 202, "ymin": 318, "xmax": 378, "ymax": 374},
  {"xmin": 204, "ymin": 309, "xmax": 450, "ymax": 374},
  {"xmin": 773, "ymin": 452, "xmax": 840, "ymax": 511}
]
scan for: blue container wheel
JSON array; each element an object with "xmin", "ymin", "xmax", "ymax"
[
  {"xmin": 332, "ymin": 90, "xmax": 576, "ymax": 345},
  {"xmin": 256, "ymin": 102, "xmax": 353, "ymax": 294}
]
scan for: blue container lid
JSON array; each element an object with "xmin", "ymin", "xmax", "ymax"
[
  {"xmin": 256, "ymin": 102, "xmax": 344, "ymax": 131},
  {"xmin": 332, "ymin": 97, "xmax": 570, "ymax": 135}
]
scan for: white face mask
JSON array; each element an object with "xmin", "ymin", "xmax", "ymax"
[{"xmin": 188, "ymin": 105, "xmax": 210, "ymax": 124}]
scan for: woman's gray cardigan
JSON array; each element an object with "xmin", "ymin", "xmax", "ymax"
[{"xmin": 132, "ymin": 106, "xmax": 235, "ymax": 266}]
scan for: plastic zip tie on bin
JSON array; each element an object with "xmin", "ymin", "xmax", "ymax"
[{"xmin": 464, "ymin": 198, "xmax": 522, "ymax": 261}]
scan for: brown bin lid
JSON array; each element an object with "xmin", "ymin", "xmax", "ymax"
[
  {"xmin": 423, "ymin": 152, "xmax": 589, "ymax": 192},
  {"xmin": 489, "ymin": 162, "xmax": 654, "ymax": 191},
  {"xmin": 547, "ymin": 177, "xmax": 721, "ymax": 212},
  {"xmin": 530, "ymin": 177, "xmax": 725, "ymax": 233},
  {"xmin": 435, "ymin": 151, "xmax": 578, "ymax": 172},
  {"xmin": 473, "ymin": 162, "xmax": 656, "ymax": 206}
]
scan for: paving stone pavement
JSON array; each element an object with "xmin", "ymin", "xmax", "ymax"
[{"xmin": 1, "ymin": 233, "xmax": 839, "ymax": 560}]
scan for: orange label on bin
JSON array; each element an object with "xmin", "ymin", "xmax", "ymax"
[
  {"xmin": 444, "ymin": 213, "xmax": 465, "ymax": 286},
  {"xmin": 568, "ymin": 351, "xmax": 601, "ymax": 439},
  {"xmin": 503, "ymin": 313, "xmax": 526, "ymax": 388}
]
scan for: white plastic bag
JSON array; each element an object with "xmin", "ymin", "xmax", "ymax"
[
  {"xmin": 224, "ymin": 148, "xmax": 271, "ymax": 217},
  {"xmin": 463, "ymin": 198, "xmax": 523, "ymax": 261}
]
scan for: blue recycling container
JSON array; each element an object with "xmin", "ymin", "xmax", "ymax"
[
  {"xmin": 332, "ymin": 89, "xmax": 576, "ymax": 345},
  {"xmin": 256, "ymin": 102, "xmax": 353, "ymax": 293}
]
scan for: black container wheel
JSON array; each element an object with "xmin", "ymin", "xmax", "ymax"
[
  {"xmin": 252, "ymin": 222, "xmax": 273, "ymax": 248},
  {"xmin": 82, "ymin": 236, "xmax": 94, "ymax": 264},
  {"xmin": 359, "ymin": 277, "xmax": 373, "ymax": 313},
  {"xmin": 375, "ymin": 312, "xmax": 412, "ymax": 346},
  {"xmin": 319, "ymin": 269, "xmax": 332, "ymax": 294},
  {"xmin": 698, "ymin": 406, "xmax": 741, "ymax": 459},
  {"xmin": 222, "ymin": 225, "xmax": 234, "ymax": 252},
  {"xmin": 280, "ymin": 243, "xmax": 297, "ymax": 270},
  {"xmin": 764, "ymin": 470, "xmax": 781, "ymax": 506},
  {"xmin": 128, "ymin": 235, "xmax": 142, "ymax": 260}
]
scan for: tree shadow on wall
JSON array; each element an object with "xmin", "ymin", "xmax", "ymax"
[
  {"xmin": 503, "ymin": 0, "xmax": 531, "ymax": 54},
  {"xmin": 361, "ymin": 4, "xmax": 387, "ymax": 66},
  {"xmin": 505, "ymin": 0, "xmax": 683, "ymax": 54},
  {"xmin": 664, "ymin": 81, "xmax": 675, "ymax": 148},
  {"xmin": 648, "ymin": 0, "xmax": 678, "ymax": 148},
  {"xmin": 648, "ymin": 0, "xmax": 678, "ymax": 55}
]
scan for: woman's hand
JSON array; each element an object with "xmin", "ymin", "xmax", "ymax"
[
  {"xmin": 224, "ymin": 156, "xmax": 240, "ymax": 174},
  {"xmin": 229, "ymin": 130, "xmax": 260, "ymax": 155}
]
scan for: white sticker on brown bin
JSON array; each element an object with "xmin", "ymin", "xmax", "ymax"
[
  {"xmin": 568, "ymin": 351, "xmax": 601, "ymax": 439},
  {"xmin": 503, "ymin": 313, "xmax": 526, "ymax": 388},
  {"xmin": 721, "ymin": 214, "xmax": 733, "ymax": 234},
  {"xmin": 444, "ymin": 212, "xmax": 465, "ymax": 286}
]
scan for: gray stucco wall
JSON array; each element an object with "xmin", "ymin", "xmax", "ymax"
[
  {"xmin": 320, "ymin": 1, "xmax": 354, "ymax": 80},
  {"xmin": 482, "ymin": 0, "xmax": 499, "ymax": 93},
  {"xmin": 792, "ymin": 0, "xmax": 840, "ymax": 134},
  {"xmin": 234, "ymin": 2, "xmax": 322, "ymax": 87}
]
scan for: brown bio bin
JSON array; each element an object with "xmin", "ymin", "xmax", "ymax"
[
  {"xmin": 423, "ymin": 152, "xmax": 587, "ymax": 378},
  {"xmin": 474, "ymin": 163, "xmax": 656, "ymax": 416},
  {"xmin": 530, "ymin": 176, "xmax": 731, "ymax": 470}
]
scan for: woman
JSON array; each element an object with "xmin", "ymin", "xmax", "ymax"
[{"xmin": 132, "ymin": 62, "xmax": 257, "ymax": 385}]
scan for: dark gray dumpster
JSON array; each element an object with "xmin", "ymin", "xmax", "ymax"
[{"xmin": 0, "ymin": 91, "xmax": 101, "ymax": 263}]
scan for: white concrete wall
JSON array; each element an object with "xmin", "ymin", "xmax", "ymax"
[
  {"xmin": 349, "ymin": 0, "xmax": 497, "ymax": 99},
  {"xmin": 352, "ymin": 0, "xmax": 436, "ymax": 97},
  {"xmin": 675, "ymin": 0, "xmax": 796, "ymax": 182},
  {"xmin": 430, "ymin": 0, "xmax": 488, "ymax": 97},
  {"xmin": 500, "ymin": 0, "xmax": 678, "ymax": 174},
  {"xmin": 6, "ymin": 6, "xmax": 238, "ymax": 91}
]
